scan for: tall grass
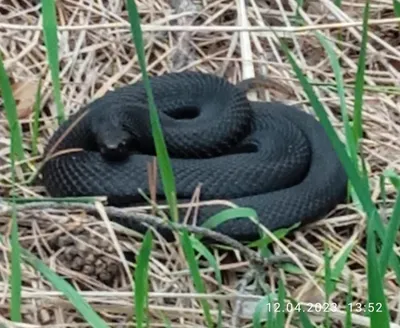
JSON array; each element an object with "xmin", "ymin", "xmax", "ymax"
[
  {"xmin": 9, "ymin": 122, "xmax": 22, "ymax": 323},
  {"xmin": 276, "ymin": 1, "xmax": 397, "ymax": 326},
  {"xmin": 134, "ymin": 231, "xmax": 153, "ymax": 328},
  {"xmin": 0, "ymin": 53, "xmax": 25, "ymax": 162},
  {"xmin": 126, "ymin": 0, "xmax": 178, "ymax": 222},
  {"xmin": 0, "ymin": 41, "xmax": 110, "ymax": 328},
  {"xmin": 0, "ymin": 53, "xmax": 23, "ymax": 322},
  {"xmin": 0, "ymin": 0, "xmax": 398, "ymax": 327},
  {"xmin": 41, "ymin": 0, "xmax": 64, "ymax": 123}
]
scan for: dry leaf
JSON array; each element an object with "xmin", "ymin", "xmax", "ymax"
[{"xmin": 11, "ymin": 79, "xmax": 40, "ymax": 119}]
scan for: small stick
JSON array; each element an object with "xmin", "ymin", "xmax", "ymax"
[{"xmin": 0, "ymin": 201, "xmax": 292, "ymax": 268}]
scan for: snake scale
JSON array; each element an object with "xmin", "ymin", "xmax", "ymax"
[{"xmin": 41, "ymin": 71, "xmax": 348, "ymax": 241}]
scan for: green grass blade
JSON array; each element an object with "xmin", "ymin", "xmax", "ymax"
[
  {"xmin": 282, "ymin": 45, "xmax": 367, "ymax": 205},
  {"xmin": 374, "ymin": 223, "xmax": 400, "ymax": 284},
  {"xmin": 315, "ymin": 31, "xmax": 366, "ymax": 209},
  {"xmin": 323, "ymin": 244, "xmax": 334, "ymax": 295},
  {"xmin": 298, "ymin": 310, "xmax": 315, "ymax": 328},
  {"xmin": 345, "ymin": 278, "xmax": 353, "ymax": 328},
  {"xmin": 353, "ymin": 0, "xmax": 369, "ymax": 145},
  {"xmin": 0, "ymin": 53, "xmax": 25, "ymax": 162},
  {"xmin": 125, "ymin": 0, "xmax": 178, "ymax": 222},
  {"xmin": 366, "ymin": 223, "xmax": 390, "ymax": 328},
  {"xmin": 329, "ymin": 241, "xmax": 355, "ymax": 291},
  {"xmin": 282, "ymin": 263, "xmax": 302, "ymax": 274},
  {"xmin": 276, "ymin": 280, "xmax": 286, "ymax": 327},
  {"xmin": 10, "ymin": 122, "xmax": 22, "ymax": 322},
  {"xmin": 309, "ymin": 18, "xmax": 400, "ymax": 282},
  {"xmin": 41, "ymin": 0, "xmax": 65, "ymax": 123},
  {"xmin": 179, "ymin": 231, "xmax": 213, "ymax": 327},
  {"xmin": 134, "ymin": 231, "xmax": 153, "ymax": 328},
  {"xmin": 323, "ymin": 244, "xmax": 333, "ymax": 327},
  {"xmin": 200, "ymin": 207, "xmax": 258, "ymax": 230},
  {"xmin": 4, "ymin": 243, "xmax": 110, "ymax": 328},
  {"xmin": 266, "ymin": 300, "xmax": 275, "ymax": 328},
  {"xmin": 252, "ymin": 295, "xmax": 274, "ymax": 328},
  {"xmin": 161, "ymin": 314, "xmax": 173, "ymax": 328},
  {"xmin": 287, "ymin": 300, "xmax": 314, "ymax": 328},
  {"xmin": 190, "ymin": 237, "xmax": 222, "ymax": 285},
  {"xmin": 380, "ymin": 175, "xmax": 389, "ymax": 215},
  {"xmin": 393, "ymin": 0, "xmax": 400, "ymax": 17},
  {"xmin": 379, "ymin": 192, "xmax": 400, "ymax": 274},
  {"xmin": 315, "ymin": 32, "xmax": 357, "ymax": 161},
  {"xmin": 190, "ymin": 236, "xmax": 224, "ymax": 327},
  {"xmin": 383, "ymin": 169, "xmax": 400, "ymax": 189},
  {"xmin": 294, "ymin": 0, "xmax": 304, "ymax": 26},
  {"xmin": 10, "ymin": 208, "xmax": 21, "ymax": 322},
  {"xmin": 248, "ymin": 223, "xmax": 300, "ymax": 249},
  {"xmin": 31, "ymin": 79, "xmax": 42, "ymax": 156},
  {"xmin": 278, "ymin": 39, "xmax": 400, "ymax": 282}
]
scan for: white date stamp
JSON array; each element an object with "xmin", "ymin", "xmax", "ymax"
[
  {"xmin": 265, "ymin": 302, "xmax": 339, "ymax": 313},
  {"xmin": 264, "ymin": 302, "xmax": 384, "ymax": 313}
]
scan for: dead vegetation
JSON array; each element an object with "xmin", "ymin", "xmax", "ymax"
[{"xmin": 1, "ymin": 0, "xmax": 400, "ymax": 327}]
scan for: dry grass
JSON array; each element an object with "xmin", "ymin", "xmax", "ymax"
[{"xmin": 1, "ymin": 0, "xmax": 400, "ymax": 327}]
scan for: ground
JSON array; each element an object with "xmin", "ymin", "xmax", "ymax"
[{"xmin": 0, "ymin": 0, "xmax": 400, "ymax": 327}]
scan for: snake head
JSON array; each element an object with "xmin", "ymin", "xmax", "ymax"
[
  {"xmin": 99, "ymin": 137, "xmax": 130, "ymax": 161},
  {"xmin": 93, "ymin": 122, "xmax": 132, "ymax": 161}
]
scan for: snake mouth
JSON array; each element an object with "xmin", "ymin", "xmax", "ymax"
[
  {"xmin": 167, "ymin": 106, "xmax": 200, "ymax": 120},
  {"xmin": 98, "ymin": 139, "xmax": 131, "ymax": 161}
]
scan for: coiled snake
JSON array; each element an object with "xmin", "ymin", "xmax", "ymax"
[{"xmin": 41, "ymin": 71, "xmax": 348, "ymax": 241}]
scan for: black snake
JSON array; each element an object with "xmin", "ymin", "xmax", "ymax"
[{"xmin": 41, "ymin": 71, "xmax": 348, "ymax": 241}]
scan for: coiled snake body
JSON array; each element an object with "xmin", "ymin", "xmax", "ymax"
[{"xmin": 42, "ymin": 71, "xmax": 348, "ymax": 241}]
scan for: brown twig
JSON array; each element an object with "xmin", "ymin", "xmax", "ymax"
[{"xmin": 0, "ymin": 201, "xmax": 292, "ymax": 268}]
